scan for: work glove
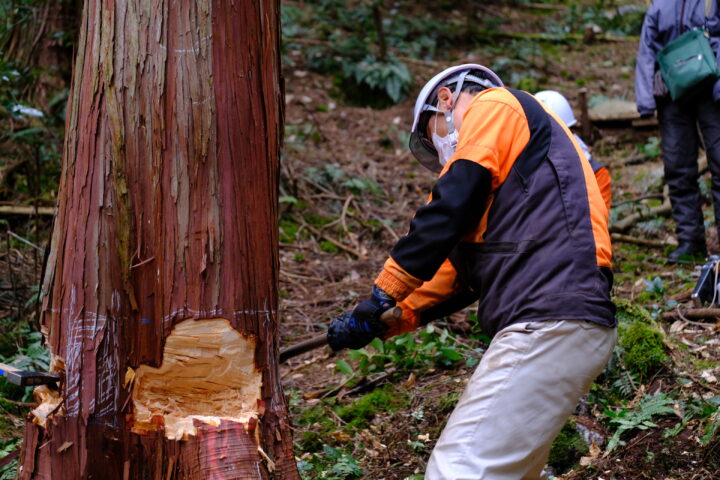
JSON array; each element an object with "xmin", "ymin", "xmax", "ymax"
[{"xmin": 327, "ymin": 285, "xmax": 396, "ymax": 351}]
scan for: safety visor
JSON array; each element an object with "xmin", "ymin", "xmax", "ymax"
[{"xmin": 409, "ymin": 105, "xmax": 443, "ymax": 173}]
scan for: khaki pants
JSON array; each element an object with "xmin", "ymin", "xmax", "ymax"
[{"xmin": 425, "ymin": 320, "xmax": 617, "ymax": 480}]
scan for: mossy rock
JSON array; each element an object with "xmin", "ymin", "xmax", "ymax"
[{"xmin": 548, "ymin": 418, "xmax": 588, "ymax": 473}]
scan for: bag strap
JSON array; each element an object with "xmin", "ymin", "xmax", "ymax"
[{"xmin": 706, "ymin": 0, "xmax": 712, "ymax": 18}]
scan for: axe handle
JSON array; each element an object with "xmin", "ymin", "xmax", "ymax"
[{"xmin": 280, "ymin": 306, "xmax": 401, "ymax": 363}]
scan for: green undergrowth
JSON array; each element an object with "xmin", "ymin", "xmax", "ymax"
[
  {"xmin": 337, "ymin": 325, "xmax": 482, "ymax": 379},
  {"xmin": 335, "ymin": 386, "xmax": 408, "ymax": 429},
  {"xmin": 615, "ymin": 300, "xmax": 669, "ymax": 382},
  {"xmin": 297, "ymin": 444, "xmax": 363, "ymax": 480},
  {"xmin": 548, "ymin": 419, "xmax": 588, "ymax": 473},
  {"xmin": 293, "ymin": 386, "xmax": 409, "ymax": 478}
]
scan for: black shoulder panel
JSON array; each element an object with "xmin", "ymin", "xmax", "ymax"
[{"xmin": 507, "ymin": 88, "xmax": 552, "ymax": 182}]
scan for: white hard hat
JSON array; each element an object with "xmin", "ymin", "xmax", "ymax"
[
  {"xmin": 534, "ymin": 90, "xmax": 577, "ymax": 127},
  {"xmin": 409, "ymin": 64, "xmax": 503, "ymax": 173}
]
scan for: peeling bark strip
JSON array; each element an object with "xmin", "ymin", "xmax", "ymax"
[{"xmin": 20, "ymin": 1, "xmax": 296, "ymax": 478}]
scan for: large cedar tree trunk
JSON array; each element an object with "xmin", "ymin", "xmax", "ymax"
[{"xmin": 18, "ymin": 1, "xmax": 299, "ymax": 478}]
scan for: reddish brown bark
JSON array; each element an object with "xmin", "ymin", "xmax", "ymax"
[{"xmin": 19, "ymin": 1, "xmax": 298, "ymax": 478}]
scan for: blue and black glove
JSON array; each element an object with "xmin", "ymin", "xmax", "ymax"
[{"xmin": 327, "ymin": 286, "xmax": 396, "ymax": 351}]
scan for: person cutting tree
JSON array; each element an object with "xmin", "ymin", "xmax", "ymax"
[{"xmin": 326, "ymin": 64, "xmax": 617, "ymax": 479}]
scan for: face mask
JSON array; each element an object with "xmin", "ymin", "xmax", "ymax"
[{"xmin": 432, "ymin": 111, "xmax": 458, "ymax": 167}]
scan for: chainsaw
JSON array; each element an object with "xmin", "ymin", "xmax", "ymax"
[{"xmin": 280, "ymin": 306, "xmax": 402, "ymax": 363}]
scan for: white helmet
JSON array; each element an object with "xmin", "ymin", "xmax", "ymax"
[
  {"xmin": 534, "ymin": 90, "xmax": 577, "ymax": 127},
  {"xmin": 409, "ymin": 64, "xmax": 503, "ymax": 173}
]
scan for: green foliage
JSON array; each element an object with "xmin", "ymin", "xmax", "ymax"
[
  {"xmin": 319, "ymin": 240, "xmax": 340, "ymax": 254},
  {"xmin": 491, "ymin": 40, "xmax": 543, "ymax": 91},
  {"xmin": 342, "ymin": 325, "xmax": 479, "ymax": 377},
  {"xmin": 437, "ymin": 391, "xmax": 461, "ymax": 414},
  {"xmin": 548, "ymin": 419, "xmax": 588, "ymax": 473},
  {"xmin": 664, "ymin": 396, "xmax": 720, "ymax": 441},
  {"xmin": 305, "ymin": 164, "xmax": 382, "ymax": 196},
  {"xmin": 0, "ymin": 438, "xmax": 19, "ymax": 480},
  {"xmin": 612, "ymin": 369, "xmax": 639, "ymax": 398},
  {"xmin": 643, "ymin": 276, "xmax": 665, "ymax": 296},
  {"xmin": 281, "ymin": 0, "xmax": 450, "ymax": 107},
  {"xmin": 297, "ymin": 445, "xmax": 363, "ymax": 480},
  {"xmin": 638, "ymin": 137, "xmax": 661, "ymax": 160},
  {"xmin": 0, "ymin": 330, "xmax": 50, "ymax": 402},
  {"xmin": 605, "ymin": 392, "xmax": 675, "ymax": 451},
  {"xmin": 279, "ymin": 219, "xmax": 300, "ymax": 243},
  {"xmin": 566, "ymin": 3, "xmax": 646, "ymax": 37},
  {"xmin": 339, "ymin": 55, "xmax": 412, "ymax": 107},
  {"xmin": 333, "ymin": 386, "xmax": 407, "ymax": 429}
]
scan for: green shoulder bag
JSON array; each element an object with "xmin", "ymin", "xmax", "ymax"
[{"xmin": 656, "ymin": 0, "xmax": 719, "ymax": 101}]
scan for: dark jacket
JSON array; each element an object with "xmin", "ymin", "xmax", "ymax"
[
  {"xmin": 376, "ymin": 88, "xmax": 615, "ymax": 338},
  {"xmin": 636, "ymin": 0, "xmax": 720, "ymax": 115}
]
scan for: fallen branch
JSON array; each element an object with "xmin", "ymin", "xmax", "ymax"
[
  {"xmin": 610, "ymin": 193, "xmax": 672, "ymax": 233},
  {"xmin": 612, "ymin": 193, "xmax": 664, "ymax": 208},
  {"xmin": 623, "ymin": 154, "xmax": 655, "ymax": 166},
  {"xmin": 610, "ymin": 233, "xmax": 667, "ymax": 248},
  {"xmin": 341, "ymin": 368, "xmax": 396, "ymax": 398},
  {"xmin": 0, "ymin": 205, "xmax": 55, "ymax": 216},
  {"xmin": 661, "ymin": 308, "xmax": 720, "ymax": 323}
]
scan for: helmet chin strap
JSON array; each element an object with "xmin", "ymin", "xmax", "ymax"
[{"xmin": 443, "ymin": 70, "xmax": 469, "ymax": 137}]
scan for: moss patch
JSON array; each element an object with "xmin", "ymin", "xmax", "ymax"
[
  {"xmin": 548, "ymin": 419, "xmax": 589, "ymax": 473},
  {"xmin": 616, "ymin": 301, "xmax": 668, "ymax": 381},
  {"xmin": 334, "ymin": 387, "xmax": 408, "ymax": 429}
]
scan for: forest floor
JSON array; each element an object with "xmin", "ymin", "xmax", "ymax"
[{"xmin": 0, "ymin": 1, "xmax": 719, "ymax": 479}]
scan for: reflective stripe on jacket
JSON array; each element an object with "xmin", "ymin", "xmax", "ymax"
[
  {"xmin": 635, "ymin": 0, "xmax": 720, "ymax": 115},
  {"xmin": 377, "ymin": 88, "xmax": 615, "ymax": 338}
]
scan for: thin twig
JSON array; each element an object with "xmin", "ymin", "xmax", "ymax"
[
  {"xmin": 293, "ymin": 215, "xmax": 365, "ymax": 259},
  {"xmin": 612, "ymin": 193, "xmax": 664, "ymax": 208},
  {"xmin": 610, "ymin": 233, "xmax": 667, "ymax": 248}
]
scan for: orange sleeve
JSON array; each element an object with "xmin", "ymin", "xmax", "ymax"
[
  {"xmin": 382, "ymin": 259, "xmax": 462, "ymax": 338},
  {"xmin": 375, "ymin": 257, "xmax": 423, "ymax": 302},
  {"xmin": 594, "ymin": 166, "xmax": 612, "ymax": 214}
]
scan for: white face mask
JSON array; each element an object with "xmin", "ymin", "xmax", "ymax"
[{"xmin": 432, "ymin": 112, "xmax": 458, "ymax": 167}]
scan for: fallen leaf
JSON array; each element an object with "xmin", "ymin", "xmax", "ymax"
[
  {"xmin": 331, "ymin": 431, "xmax": 350, "ymax": 442},
  {"xmin": 701, "ymin": 370, "xmax": 717, "ymax": 383}
]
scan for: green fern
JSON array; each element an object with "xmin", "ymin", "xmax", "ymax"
[
  {"xmin": 606, "ymin": 392, "xmax": 676, "ymax": 451},
  {"xmin": 612, "ymin": 369, "xmax": 638, "ymax": 398}
]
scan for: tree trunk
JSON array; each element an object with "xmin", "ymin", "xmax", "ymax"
[{"xmin": 19, "ymin": 1, "xmax": 298, "ymax": 478}]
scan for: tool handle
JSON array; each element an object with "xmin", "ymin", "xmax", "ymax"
[{"xmin": 279, "ymin": 306, "xmax": 402, "ymax": 363}]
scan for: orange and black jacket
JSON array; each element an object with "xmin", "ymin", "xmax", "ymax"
[{"xmin": 376, "ymin": 88, "xmax": 616, "ymax": 338}]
